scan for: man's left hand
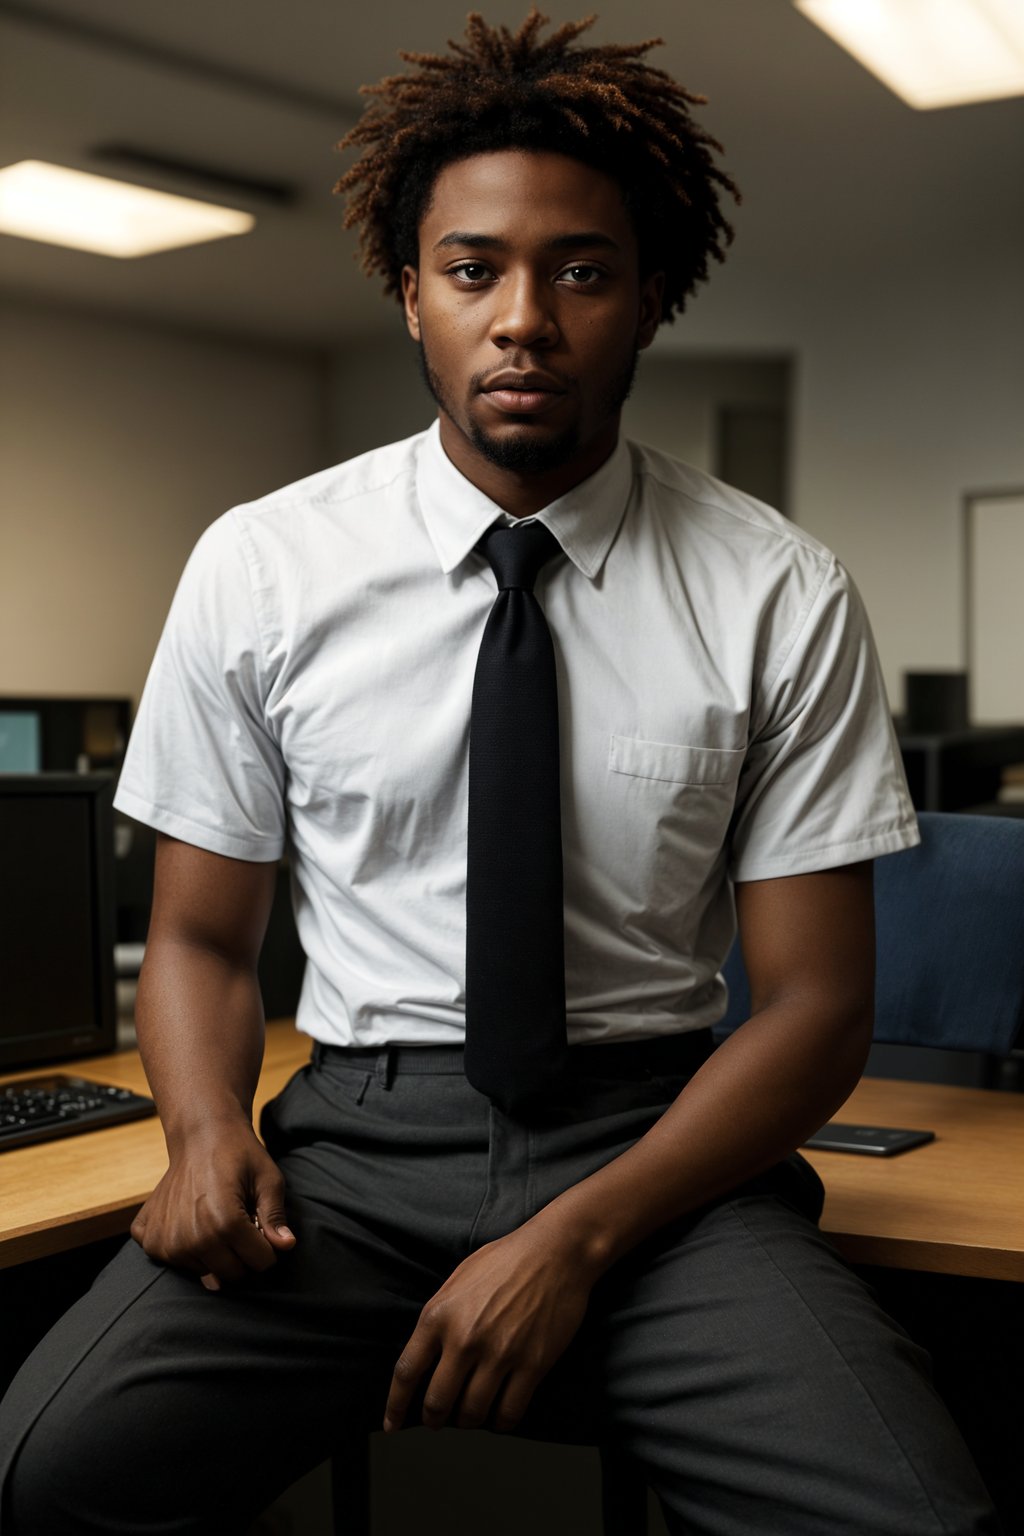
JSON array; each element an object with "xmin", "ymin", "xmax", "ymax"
[{"xmin": 383, "ymin": 1220, "xmax": 593, "ymax": 1434}]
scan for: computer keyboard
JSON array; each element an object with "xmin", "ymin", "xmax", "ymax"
[{"xmin": 0, "ymin": 1074, "xmax": 156, "ymax": 1151}]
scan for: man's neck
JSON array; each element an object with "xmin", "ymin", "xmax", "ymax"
[{"xmin": 437, "ymin": 415, "xmax": 620, "ymax": 519}]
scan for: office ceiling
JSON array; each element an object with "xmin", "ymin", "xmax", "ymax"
[{"xmin": 1, "ymin": 0, "xmax": 1022, "ymax": 347}]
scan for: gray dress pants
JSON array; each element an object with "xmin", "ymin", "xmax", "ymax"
[{"xmin": 0, "ymin": 1041, "xmax": 1000, "ymax": 1535}]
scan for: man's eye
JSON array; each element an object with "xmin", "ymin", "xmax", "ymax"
[
  {"xmin": 451, "ymin": 263, "xmax": 491, "ymax": 282},
  {"xmin": 561, "ymin": 265, "xmax": 602, "ymax": 285}
]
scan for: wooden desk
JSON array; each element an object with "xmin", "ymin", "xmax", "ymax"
[
  {"xmin": 804, "ymin": 1077, "xmax": 1024, "ymax": 1282},
  {"xmin": 2, "ymin": 1021, "xmax": 1022, "ymax": 1280},
  {"xmin": 0, "ymin": 1021, "xmax": 304, "ymax": 1269}
]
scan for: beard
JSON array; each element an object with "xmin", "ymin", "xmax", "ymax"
[{"xmin": 416, "ymin": 341, "xmax": 640, "ymax": 475}]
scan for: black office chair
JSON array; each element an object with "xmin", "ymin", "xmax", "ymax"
[{"xmin": 327, "ymin": 813, "xmax": 1024, "ymax": 1535}]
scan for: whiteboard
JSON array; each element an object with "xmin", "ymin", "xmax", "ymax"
[{"xmin": 966, "ymin": 491, "xmax": 1024, "ymax": 724}]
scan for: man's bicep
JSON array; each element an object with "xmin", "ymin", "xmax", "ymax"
[
  {"xmin": 734, "ymin": 862, "xmax": 875, "ymax": 1023},
  {"xmin": 149, "ymin": 832, "xmax": 279, "ymax": 970}
]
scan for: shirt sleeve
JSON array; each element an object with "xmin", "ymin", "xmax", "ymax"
[
  {"xmin": 113, "ymin": 512, "xmax": 286, "ymax": 862},
  {"xmin": 728, "ymin": 555, "xmax": 919, "ymax": 881}
]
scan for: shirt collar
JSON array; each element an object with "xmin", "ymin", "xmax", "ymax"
[{"xmin": 415, "ymin": 418, "xmax": 632, "ymax": 580}]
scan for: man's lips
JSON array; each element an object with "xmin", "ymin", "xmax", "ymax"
[
  {"xmin": 479, "ymin": 372, "xmax": 568, "ymax": 416},
  {"xmin": 484, "ymin": 388, "xmax": 563, "ymax": 413}
]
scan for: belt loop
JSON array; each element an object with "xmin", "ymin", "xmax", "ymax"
[
  {"xmin": 311, "ymin": 1041, "xmax": 324, "ymax": 1070},
  {"xmin": 375, "ymin": 1045, "xmax": 396, "ymax": 1091}
]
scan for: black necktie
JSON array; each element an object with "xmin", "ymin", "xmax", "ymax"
[{"xmin": 464, "ymin": 521, "xmax": 568, "ymax": 1114}]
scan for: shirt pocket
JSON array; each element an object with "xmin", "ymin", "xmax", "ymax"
[
  {"xmin": 601, "ymin": 734, "xmax": 745, "ymax": 917},
  {"xmin": 608, "ymin": 734, "xmax": 745, "ymax": 787}
]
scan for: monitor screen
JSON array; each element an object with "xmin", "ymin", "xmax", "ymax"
[
  {"xmin": 0, "ymin": 774, "xmax": 117, "ymax": 1070},
  {"xmin": 0, "ymin": 711, "xmax": 42, "ymax": 773},
  {"xmin": 0, "ymin": 697, "xmax": 131, "ymax": 773}
]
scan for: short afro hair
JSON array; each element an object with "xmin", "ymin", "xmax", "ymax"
[{"xmin": 334, "ymin": 8, "xmax": 740, "ymax": 324}]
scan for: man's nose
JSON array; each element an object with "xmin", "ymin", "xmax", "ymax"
[{"xmin": 488, "ymin": 274, "xmax": 559, "ymax": 349}]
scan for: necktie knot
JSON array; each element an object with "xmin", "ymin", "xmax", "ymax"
[{"xmin": 479, "ymin": 522, "xmax": 560, "ymax": 592}]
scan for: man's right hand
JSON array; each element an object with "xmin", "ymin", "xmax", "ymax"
[{"xmin": 130, "ymin": 1117, "xmax": 296, "ymax": 1291}]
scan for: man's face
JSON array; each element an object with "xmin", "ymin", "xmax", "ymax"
[{"xmin": 402, "ymin": 150, "xmax": 663, "ymax": 491}]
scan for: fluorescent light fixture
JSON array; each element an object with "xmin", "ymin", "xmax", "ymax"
[
  {"xmin": 0, "ymin": 160, "xmax": 255, "ymax": 257},
  {"xmin": 795, "ymin": 0, "xmax": 1024, "ymax": 108}
]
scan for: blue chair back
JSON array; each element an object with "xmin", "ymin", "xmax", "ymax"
[{"xmin": 719, "ymin": 813, "xmax": 1024, "ymax": 1055}]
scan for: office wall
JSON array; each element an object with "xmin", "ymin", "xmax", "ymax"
[
  {"xmin": 623, "ymin": 354, "xmax": 789, "ymax": 506},
  {"xmin": 792, "ymin": 273, "xmax": 1024, "ymax": 717},
  {"xmin": 0, "ymin": 299, "xmax": 329, "ymax": 708},
  {"xmin": 654, "ymin": 210, "xmax": 1024, "ymax": 714},
  {"xmin": 328, "ymin": 331, "xmax": 432, "ymax": 465}
]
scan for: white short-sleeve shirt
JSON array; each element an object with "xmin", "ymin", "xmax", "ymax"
[{"xmin": 115, "ymin": 422, "xmax": 919, "ymax": 1048}]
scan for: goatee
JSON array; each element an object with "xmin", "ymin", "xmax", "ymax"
[{"xmin": 416, "ymin": 343, "xmax": 639, "ymax": 475}]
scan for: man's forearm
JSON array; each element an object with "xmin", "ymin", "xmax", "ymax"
[
  {"xmin": 130, "ymin": 934, "xmax": 296, "ymax": 1283},
  {"xmin": 134, "ymin": 934, "xmax": 266, "ymax": 1148},
  {"xmin": 529, "ymin": 998, "xmax": 872, "ymax": 1280},
  {"xmin": 128, "ymin": 838, "xmax": 291, "ymax": 1284}
]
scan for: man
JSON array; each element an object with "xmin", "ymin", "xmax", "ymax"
[{"xmin": 0, "ymin": 11, "xmax": 999, "ymax": 1533}]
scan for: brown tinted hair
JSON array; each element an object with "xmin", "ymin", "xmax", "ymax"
[{"xmin": 334, "ymin": 8, "xmax": 740, "ymax": 323}]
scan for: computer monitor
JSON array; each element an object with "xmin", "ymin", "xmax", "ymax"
[
  {"xmin": 0, "ymin": 697, "xmax": 131, "ymax": 774},
  {"xmin": 0, "ymin": 774, "xmax": 117, "ymax": 1071}
]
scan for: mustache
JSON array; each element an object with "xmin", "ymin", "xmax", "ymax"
[{"xmin": 471, "ymin": 362, "xmax": 574, "ymax": 394}]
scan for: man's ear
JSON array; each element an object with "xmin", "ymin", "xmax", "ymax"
[
  {"xmin": 637, "ymin": 271, "xmax": 665, "ymax": 351},
  {"xmin": 402, "ymin": 265, "xmax": 421, "ymax": 342}
]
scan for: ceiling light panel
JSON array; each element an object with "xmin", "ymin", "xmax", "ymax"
[
  {"xmin": 795, "ymin": 0, "xmax": 1024, "ymax": 108},
  {"xmin": 0, "ymin": 161, "xmax": 255, "ymax": 257}
]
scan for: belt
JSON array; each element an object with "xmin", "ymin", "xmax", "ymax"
[{"xmin": 310, "ymin": 1030, "xmax": 713, "ymax": 1078}]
